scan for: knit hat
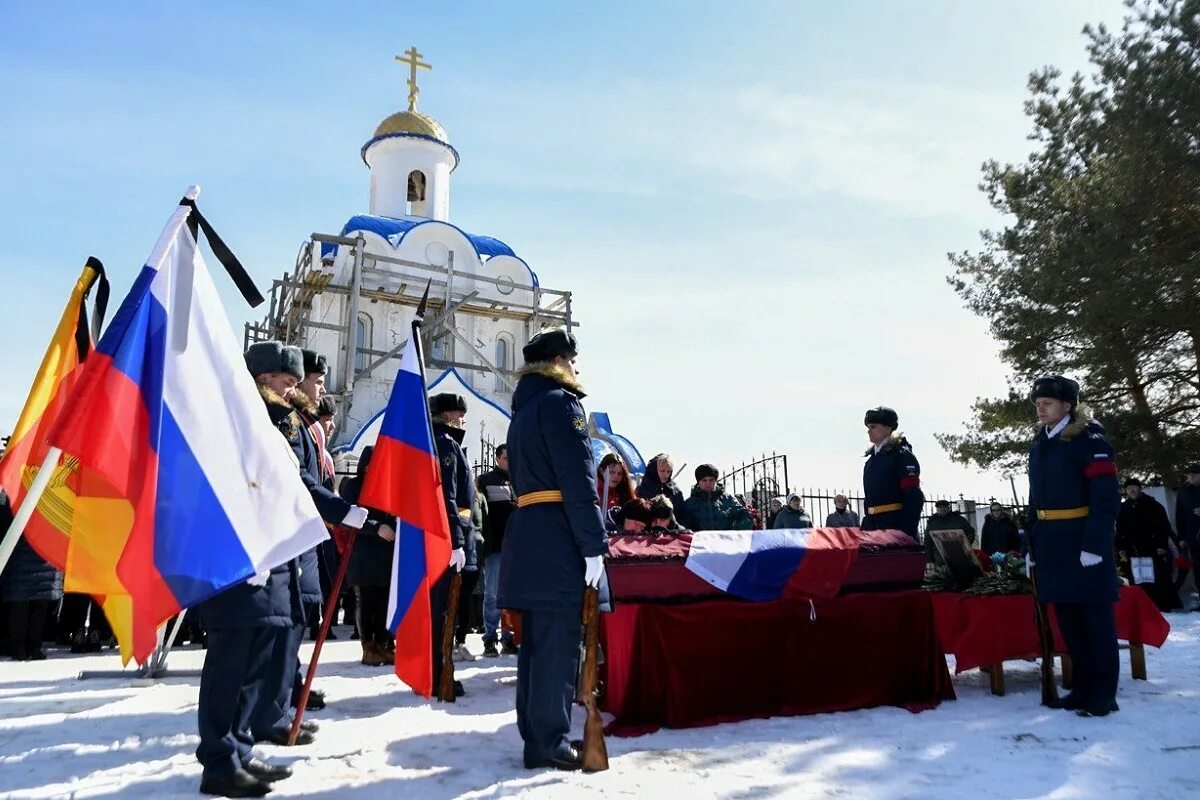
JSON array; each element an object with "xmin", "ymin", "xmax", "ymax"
[
  {"xmin": 1186, "ymin": 463, "xmax": 1200, "ymax": 475},
  {"xmin": 1031, "ymin": 375, "xmax": 1080, "ymax": 407},
  {"xmin": 316, "ymin": 395, "xmax": 336, "ymax": 419},
  {"xmin": 1123, "ymin": 477, "xmax": 1141, "ymax": 488},
  {"xmin": 522, "ymin": 329, "xmax": 578, "ymax": 364},
  {"xmin": 695, "ymin": 464, "xmax": 719, "ymax": 482},
  {"xmin": 302, "ymin": 349, "xmax": 328, "ymax": 376},
  {"xmin": 245, "ymin": 341, "xmax": 304, "ymax": 381},
  {"xmin": 864, "ymin": 406, "xmax": 899, "ymax": 428},
  {"xmin": 429, "ymin": 393, "xmax": 467, "ymax": 415}
]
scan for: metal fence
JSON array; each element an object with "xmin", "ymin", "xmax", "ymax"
[
  {"xmin": 472, "ymin": 434, "xmax": 500, "ymax": 479},
  {"xmin": 717, "ymin": 452, "xmax": 1008, "ymax": 534},
  {"xmin": 722, "ymin": 453, "xmax": 789, "ymax": 522},
  {"xmin": 779, "ymin": 489, "xmax": 1000, "ymax": 534}
]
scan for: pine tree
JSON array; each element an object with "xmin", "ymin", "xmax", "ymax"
[{"xmin": 942, "ymin": 0, "xmax": 1200, "ymax": 483}]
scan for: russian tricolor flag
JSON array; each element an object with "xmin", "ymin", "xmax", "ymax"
[
  {"xmin": 47, "ymin": 194, "xmax": 329, "ymax": 663},
  {"xmin": 685, "ymin": 528, "xmax": 862, "ymax": 601},
  {"xmin": 359, "ymin": 327, "xmax": 452, "ymax": 698}
]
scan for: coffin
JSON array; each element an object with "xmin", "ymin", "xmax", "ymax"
[{"xmin": 606, "ymin": 528, "xmax": 925, "ymax": 604}]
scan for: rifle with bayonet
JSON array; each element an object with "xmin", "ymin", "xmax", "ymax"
[
  {"xmin": 1011, "ymin": 476, "xmax": 1059, "ymax": 708},
  {"xmin": 577, "ymin": 586, "xmax": 609, "ymax": 772}
]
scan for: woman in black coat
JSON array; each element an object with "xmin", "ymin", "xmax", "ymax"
[
  {"xmin": 636, "ymin": 453, "xmax": 690, "ymax": 529},
  {"xmin": 339, "ymin": 447, "xmax": 397, "ymax": 666},
  {"xmin": 0, "ymin": 493, "xmax": 63, "ymax": 660}
]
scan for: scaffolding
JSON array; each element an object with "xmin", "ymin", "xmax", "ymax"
[{"xmin": 245, "ymin": 231, "xmax": 577, "ymax": 443}]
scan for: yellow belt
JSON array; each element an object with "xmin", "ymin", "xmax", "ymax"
[
  {"xmin": 1037, "ymin": 506, "xmax": 1089, "ymax": 521},
  {"xmin": 867, "ymin": 502, "xmax": 903, "ymax": 515},
  {"xmin": 517, "ymin": 490, "xmax": 564, "ymax": 508}
]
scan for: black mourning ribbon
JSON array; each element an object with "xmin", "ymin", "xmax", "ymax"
[
  {"xmin": 75, "ymin": 256, "xmax": 110, "ymax": 361},
  {"xmin": 179, "ymin": 196, "xmax": 265, "ymax": 308}
]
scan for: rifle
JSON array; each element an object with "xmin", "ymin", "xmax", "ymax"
[
  {"xmin": 1011, "ymin": 476, "xmax": 1059, "ymax": 708},
  {"xmin": 438, "ymin": 570, "xmax": 463, "ymax": 702},
  {"xmin": 577, "ymin": 586, "xmax": 609, "ymax": 772}
]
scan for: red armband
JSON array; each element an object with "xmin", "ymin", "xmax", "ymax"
[
  {"xmin": 899, "ymin": 475, "xmax": 920, "ymax": 491},
  {"xmin": 1083, "ymin": 459, "xmax": 1117, "ymax": 479}
]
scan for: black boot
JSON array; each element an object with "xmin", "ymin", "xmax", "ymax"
[
  {"xmin": 199, "ymin": 768, "xmax": 272, "ymax": 797},
  {"xmin": 242, "ymin": 758, "xmax": 292, "ymax": 783},
  {"xmin": 1058, "ymin": 691, "xmax": 1089, "ymax": 711}
]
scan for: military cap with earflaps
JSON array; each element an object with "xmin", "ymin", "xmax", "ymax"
[
  {"xmin": 245, "ymin": 341, "xmax": 304, "ymax": 381},
  {"xmin": 302, "ymin": 349, "xmax": 328, "ymax": 376},
  {"xmin": 522, "ymin": 329, "xmax": 578, "ymax": 364},
  {"xmin": 864, "ymin": 406, "xmax": 899, "ymax": 428},
  {"xmin": 429, "ymin": 393, "xmax": 467, "ymax": 415},
  {"xmin": 1031, "ymin": 375, "xmax": 1080, "ymax": 407}
]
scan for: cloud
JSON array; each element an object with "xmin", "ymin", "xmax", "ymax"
[{"xmin": 448, "ymin": 77, "xmax": 1028, "ymax": 222}]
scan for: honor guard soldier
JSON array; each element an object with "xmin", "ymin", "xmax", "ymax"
[
  {"xmin": 429, "ymin": 393, "xmax": 472, "ymax": 697},
  {"xmin": 1027, "ymin": 375, "xmax": 1121, "ymax": 717},
  {"xmin": 195, "ymin": 343, "xmax": 368, "ymax": 799},
  {"xmin": 247, "ymin": 348, "xmax": 346, "ymax": 746},
  {"xmin": 250, "ymin": 347, "xmax": 362, "ymax": 748},
  {"xmin": 861, "ymin": 406, "xmax": 924, "ymax": 540},
  {"xmin": 499, "ymin": 329, "xmax": 607, "ymax": 771}
]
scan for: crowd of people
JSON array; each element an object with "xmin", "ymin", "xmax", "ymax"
[
  {"xmin": 3, "ymin": 446, "xmax": 1198, "ymax": 667},
  {"xmin": 4, "ymin": 334, "xmax": 1200, "ymax": 791}
]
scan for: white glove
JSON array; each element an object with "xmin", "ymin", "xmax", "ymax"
[
  {"xmin": 449, "ymin": 548, "xmax": 466, "ymax": 572},
  {"xmin": 246, "ymin": 571, "xmax": 270, "ymax": 587},
  {"xmin": 342, "ymin": 505, "xmax": 369, "ymax": 529},
  {"xmin": 1080, "ymin": 551, "xmax": 1103, "ymax": 567},
  {"xmin": 584, "ymin": 555, "xmax": 605, "ymax": 588}
]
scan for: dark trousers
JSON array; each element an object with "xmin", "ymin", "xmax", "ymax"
[
  {"xmin": 515, "ymin": 607, "xmax": 581, "ymax": 761},
  {"xmin": 430, "ymin": 569, "xmax": 453, "ymax": 687},
  {"xmin": 251, "ymin": 624, "xmax": 303, "ymax": 738},
  {"xmin": 355, "ymin": 585, "xmax": 389, "ymax": 644},
  {"xmin": 1056, "ymin": 601, "xmax": 1119, "ymax": 703},
  {"xmin": 5, "ymin": 600, "xmax": 50, "ymax": 656},
  {"xmin": 196, "ymin": 626, "xmax": 275, "ymax": 776},
  {"xmin": 342, "ymin": 586, "xmax": 359, "ymax": 635},
  {"xmin": 58, "ymin": 594, "xmax": 111, "ymax": 641},
  {"xmin": 455, "ymin": 571, "xmax": 480, "ymax": 644}
]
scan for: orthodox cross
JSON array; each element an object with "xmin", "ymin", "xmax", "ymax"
[{"xmin": 395, "ymin": 47, "xmax": 432, "ymax": 112}]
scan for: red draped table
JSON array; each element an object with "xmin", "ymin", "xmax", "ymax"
[
  {"xmin": 930, "ymin": 585, "xmax": 1171, "ymax": 695},
  {"xmin": 599, "ymin": 589, "xmax": 955, "ymax": 737}
]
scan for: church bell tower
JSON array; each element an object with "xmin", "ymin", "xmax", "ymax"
[{"xmin": 361, "ymin": 47, "xmax": 458, "ymax": 221}]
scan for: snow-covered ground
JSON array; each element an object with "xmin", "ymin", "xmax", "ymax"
[{"xmin": 1, "ymin": 615, "xmax": 1198, "ymax": 800}]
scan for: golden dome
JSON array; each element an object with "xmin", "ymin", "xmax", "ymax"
[{"xmin": 372, "ymin": 110, "xmax": 449, "ymax": 144}]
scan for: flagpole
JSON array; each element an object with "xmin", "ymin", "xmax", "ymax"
[
  {"xmin": 289, "ymin": 530, "xmax": 358, "ymax": 745},
  {"xmin": 0, "ymin": 447, "xmax": 62, "ymax": 576},
  {"xmin": 410, "ymin": 281, "xmax": 460, "ymax": 702}
]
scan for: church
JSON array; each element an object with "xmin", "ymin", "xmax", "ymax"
[{"xmin": 246, "ymin": 48, "xmax": 645, "ymax": 475}]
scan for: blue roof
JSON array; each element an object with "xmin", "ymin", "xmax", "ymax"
[{"xmin": 332, "ymin": 214, "xmax": 516, "ymax": 259}]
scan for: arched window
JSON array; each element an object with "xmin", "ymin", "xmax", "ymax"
[
  {"xmin": 407, "ymin": 170, "xmax": 426, "ymax": 201},
  {"xmin": 430, "ymin": 328, "xmax": 451, "ymax": 365},
  {"xmin": 407, "ymin": 170, "xmax": 427, "ymax": 215},
  {"xmin": 495, "ymin": 334, "xmax": 513, "ymax": 391},
  {"xmin": 355, "ymin": 313, "xmax": 372, "ymax": 374}
]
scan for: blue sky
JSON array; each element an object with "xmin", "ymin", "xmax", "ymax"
[{"xmin": 0, "ymin": 1, "xmax": 1129, "ymax": 500}]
